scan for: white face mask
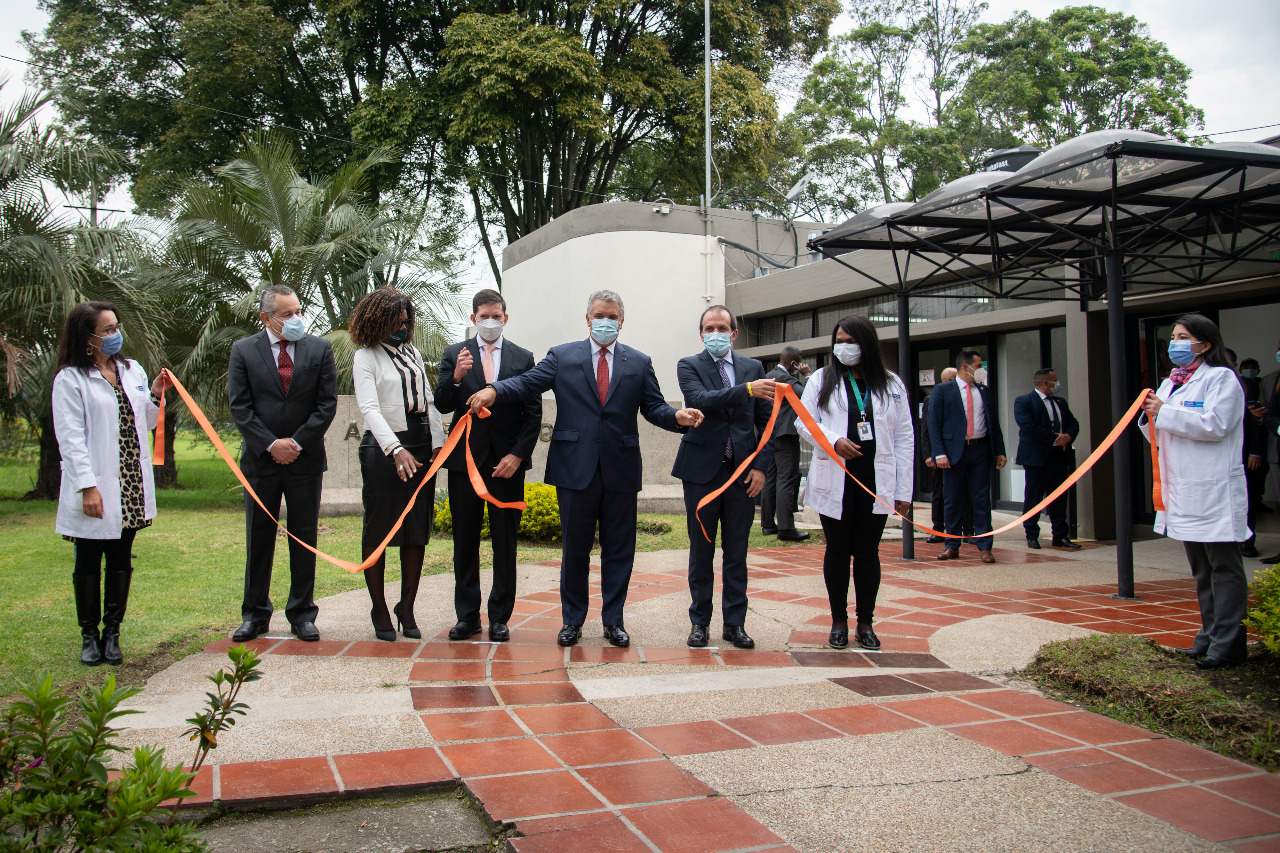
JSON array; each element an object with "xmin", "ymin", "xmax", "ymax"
[
  {"xmin": 833, "ymin": 343, "xmax": 862, "ymax": 366},
  {"xmin": 973, "ymin": 366, "xmax": 988, "ymax": 385},
  {"xmin": 476, "ymin": 318, "xmax": 504, "ymax": 343}
]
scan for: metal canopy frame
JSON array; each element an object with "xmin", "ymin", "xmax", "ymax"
[{"xmin": 808, "ymin": 132, "xmax": 1280, "ymax": 593}]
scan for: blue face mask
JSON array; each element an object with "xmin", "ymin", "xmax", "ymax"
[
  {"xmin": 591, "ymin": 318, "xmax": 619, "ymax": 346},
  {"xmin": 1276, "ymin": 351, "xmax": 1280, "ymax": 365},
  {"xmin": 387, "ymin": 328, "xmax": 409, "ymax": 346},
  {"xmin": 97, "ymin": 331, "xmax": 123, "ymax": 356},
  {"xmin": 703, "ymin": 332, "xmax": 732, "ymax": 358},
  {"xmin": 1168, "ymin": 340, "xmax": 1200, "ymax": 368},
  {"xmin": 1052, "ymin": 381, "xmax": 1061, "ymax": 394},
  {"xmin": 1241, "ymin": 368, "xmax": 1260, "ymax": 379},
  {"xmin": 280, "ymin": 314, "xmax": 307, "ymax": 342}
]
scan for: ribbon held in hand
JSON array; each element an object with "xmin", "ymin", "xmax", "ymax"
[{"xmin": 152, "ymin": 371, "xmax": 525, "ymax": 573}]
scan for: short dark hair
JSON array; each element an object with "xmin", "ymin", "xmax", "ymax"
[
  {"xmin": 1033, "ymin": 367, "xmax": 1055, "ymax": 383},
  {"xmin": 956, "ymin": 350, "xmax": 983, "ymax": 370},
  {"xmin": 780, "ymin": 346, "xmax": 803, "ymax": 362},
  {"xmin": 472, "ymin": 288, "xmax": 506, "ymax": 314},
  {"xmin": 1241, "ymin": 358, "xmax": 1260, "ymax": 370},
  {"xmin": 699, "ymin": 305, "xmax": 737, "ymax": 332},
  {"xmin": 57, "ymin": 301, "xmax": 131, "ymax": 373},
  {"xmin": 1172, "ymin": 313, "xmax": 1230, "ymax": 368},
  {"xmin": 260, "ymin": 284, "xmax": 297, "ymax": 315}
]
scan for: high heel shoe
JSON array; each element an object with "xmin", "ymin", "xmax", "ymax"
[
  {"xmin": 371, "ymin": 608, "xmax": 396, "ymax": 642},
  {"xmin": 393, "ymin": 602, "xmax": 421, "ymax": 639}
]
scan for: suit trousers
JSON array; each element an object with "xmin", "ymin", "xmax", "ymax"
[
  {"xmin": 1022, "ymin": 455, "xmax": 1072, "ymax": 541},
  {"xmin": 683, "ymin": 460, "xmax": 754, "ymax": 627},
  {"xmin": 557, "ymin": 466, "xmax": 637, "ymax": 627},
  {"xmin": 930, "ymin": 465, "xmax": 973, "ymax": 534},
  {"xmin": 242, "ymin": 468, "xmax": 321, "ymax": 626},
  {"xmin": 1183, "ymin": 540, "xmax": 1248, "ymax": 662},
  {"xmin": 943, "ymin": 438, "xmax": 995, "ymax": 550},
  {"xmin": 761, "ymin": 435, "xmax": 801, "ymax": 532},
  {"xmin": 449, "ymin": 463, "xmax": 524, "ymax": 626},
  {"xmin": 1244, "ymin": 460, "xmax": 1267, "ymax": 547}
]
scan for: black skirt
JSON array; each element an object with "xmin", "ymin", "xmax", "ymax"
[{"xmin": 359, "ymin": 413, "xmax": 436, "ymax": 548}]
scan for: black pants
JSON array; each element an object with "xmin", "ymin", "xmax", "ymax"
[
  {"xmin": 1023, "ymin": 456, "xmax": 1072, "ymax": 541},
  {"xmin": 242, "ymin": 469, "xmax": 321, "ymax": 626},
  {"xmin": 683, "ymin": 460, "xmax": 754, "ymax": 627},
  {"xmin": 819, "ymin": 489, "xmax": 888, "ymax": 624},
  {"xmin": 761, "ymin": 435, "xmax": 801, "ymax": 532},
  {"xmin": 557, "ymin": 465, "xmax": 637, "ymax": 627},
  {"xmin": 1245, "ymin": 459, "xmax": 1267, "ymax": 547},
  {"xmin": 1184, "ymin": 540, "xmax": 1248, "ymax": 662},
  {"xmin": 943, "ymin": 438, "xmax": 994, "ymax": 550},
  {"xmin": 930, "ymin": 464, "xmax": 973, "ymax": 534},
  {"xmin": 73, "ymin": 528, "xmax": 138, "ymax": 578},
  {"xmin": 449, "ymin": 463, "xmax": 524, "ymax": 625}
]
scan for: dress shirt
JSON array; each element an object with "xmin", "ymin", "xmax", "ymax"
[
  {"xmin": 716, "ymin": 351, "xmax": 736, "ymax": 386},
  {"xmin": 467, "ymin": 334, "xmax": 504, "ymax": 384},
  {"xmin": 1035, "ymin": 388, "xmax": 1061, "ymax": 427},
  {"xmin": 265, "ymin": 327, "xmax": 294, "ymax": 366},
  {"xmin": 589, "ymin": 337, "xmax": 615, "ymax": 382},
  {"xmin": 956, "ymin": 375, "xmax": 988, "ymax": 438}
]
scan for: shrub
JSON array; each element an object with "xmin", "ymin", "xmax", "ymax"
[
  {"xmin": 1245, "ymin": 566, "xmax": 1280, "ymax": 654},
  {"xmin": 435, "ymin": 481, "xmax": 562, "ymax": 542}
]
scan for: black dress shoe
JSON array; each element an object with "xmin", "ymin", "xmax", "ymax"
[
  {"xmin": 557, "ymin": 624, "xmax": 582, "ymax": 646},
  {"xmin": 231, "ymin": 620, "xmax": 269, "ymax": 642},
  {"xmin": 760, "ymin": 526, "xmax": 778, "ymax": 536},
  {"xmin": 722, "ymin": 626, "xmax": 754, "ymax": 649},
  {"xmin": 448, "ymin": 621, "xmax": 482, "ymax": 641},
  {"xmin": 1196, "ymin": 655, "xmax": 1243, "ymax": 670},
  {"xmin": 1026, "ymin": 537, "xmax": 1041, "ymax": 550},
  {"xmin": 1052, "ymin": 537, "xmax": 1083, "ymax": 550},
  {"xmin": 777, "ymin": 529, "xmax": 811, "ymax": 542},
  {"xmin": 489, "ymin": 622, "xmax": 510, "ymax": 642},
  {"xmin": 603, "ymin": 625, "xmax": 630, "ymax": 647},
  {"xmin": 687, "ymin": 624, "xmax": 709, "ymax": 647},
  {"xmin": 828, "ymin": 628, "xmax": 849, "ymax": 649},
  {"xmin": 925, "ymin": 535, "xmax": 945, "ymax": 544},
  {"xmin": 856, "ymin": 624, "xmax": 881, "ymax": 650},
  {"xmin": 1175, "ymin": 647, "xmax": 1207, "ymax": 658},
  {"xmin": 1241, "ymin": 543, "xmax": 1259, "ymax": 558},
  {"xmin": 1260, "ymin": 554, "xmax": 1280, "ymax": 564},
  {"xmin": 291, "ymin": 621, "xmax": 320, "ymax": 642}
]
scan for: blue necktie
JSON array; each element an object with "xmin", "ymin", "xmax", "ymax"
[{"xmin": 716, "ymin": 359, "xmax": 733, "ymax": 459}]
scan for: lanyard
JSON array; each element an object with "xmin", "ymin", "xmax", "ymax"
[{"xmin": 845, "ymin": 370, "xmax": 868, "ymax": 422}]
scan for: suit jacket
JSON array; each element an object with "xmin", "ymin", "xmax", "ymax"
[
  {"xmin": 1014, "ymin": 390, "xmax": 1079, "ymax": 468},
  {"xmin": 920, "ymin": 394, "xmax": 935, "ymax": 462},
  {"xmin": 672, "ymin": 351, "xmax": 775, "ymax": 486},
  {"xmin": 434, "ymin": 337, "xmax": 542, "ymax": 473},
  {"xmin": 926, "ymin": 379, "xmax": 1006, "ymax": 465},
  {"xmin": 228, "ymin": 331, "xmax": 338, "ymax": 476},
  {"xmin": 764, "ymin": 365, "xmax": 806, "ymax": 437},
  {"xmin": 492, "ymin": 339, "xmax": 681, "ymax": 492},
  {"xmin": 1260, "ymin": 369, "xmax": 1280, "ymax": 465}
]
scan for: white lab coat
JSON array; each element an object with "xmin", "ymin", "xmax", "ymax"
[
  {"xmin": 1139, "ymin": 364, "xmax": 1249, "ymax": 542},
  {"xmin": 797, "ymin": 367, "xmax": 915, "ymax": 519},
  {"xmin": 352, "ymin": 345, "xmax": 445, "ymax": 454},
  {"xmin": 52, "ymin": 361, "xmax": 159, "ymax": 539}
]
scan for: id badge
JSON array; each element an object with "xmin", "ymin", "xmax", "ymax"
[{"xmin": 857, "ymin": 421, "xmax": 874, "ymax": 442}]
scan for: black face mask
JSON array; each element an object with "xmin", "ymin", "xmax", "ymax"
[{"xmin": 387, "ymin": 328, "xmax": 409, "ymax": 346}]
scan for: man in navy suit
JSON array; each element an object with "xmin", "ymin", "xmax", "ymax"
[
  {"xmin": 467, "ymin": 290, "xmax": 704, "ymax": 647},
  {"xmin": 435, "ymin": 289, "xmax": 543, "ymax": 642},
  {"xmin": 1014, "ymin": 368, "xmax": 1081, "ymax": 550},
  {"xmin": 674, "ymin": 306, "xmax": 777, "ymax": 649},
  {"xmin": 927, "ymin": 350, "xmax": 1007, "ymax": 563}
]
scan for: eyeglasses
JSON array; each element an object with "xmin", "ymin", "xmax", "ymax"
[{"xmin": 96, "ymin": 324, "xmax": 122, "ymax": 336}]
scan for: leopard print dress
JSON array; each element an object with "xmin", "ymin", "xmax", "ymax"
[{"xmin": 63, "ymin": 379, "xmax": 152, "ymax": 542}]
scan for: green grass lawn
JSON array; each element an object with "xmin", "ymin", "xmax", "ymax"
[{"xmin": 0, "ymin": 430, "xmax": 820, "ymax": 701}]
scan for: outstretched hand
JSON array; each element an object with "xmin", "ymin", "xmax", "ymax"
[
  {"xmin": 676, "ymin": 408, "xmax": 704, "ymax": 427},
  {"xmin": 468, "ymin": 387, "xmax": 497, "ymax": 414}
]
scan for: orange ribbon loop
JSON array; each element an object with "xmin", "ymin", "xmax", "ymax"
[{"xmin": 152, "ymin": 370, "xmax": 525, "ymax": 573}]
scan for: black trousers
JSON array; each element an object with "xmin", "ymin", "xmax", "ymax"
[
  {"xmin": 1245, "ymin": 459, "xmax": 1267, "ymax": 547},
  {"xmin": 1184, "ymin": 540, "xmax": 1248, "ymax": 662},
  {"xmin": 449, "ymin": 462, "xmax": 524, "ymax": 625},
  {"xmin": 1022, "ymin": 456, "xmax": 1072, "ymax": 541},
  {"xmin": 242, "ymin": 468, "xmax": 321, "ymax": 626},
  {"xmin": 819, "ymin": 488, "xmax": 888, "ymax": 624},
  {"xmin": 557, "ymin": 465, "xmax": 637, "ymax": 627},
  {"xmin": 930, "ymin": 464, "xmax": 973, "ymax": 534},
  {"xmin": 683, "ymin": 460, "xmax": 754, "ymax": 627},
  {"xmin": 943, "ymin": 438, "xmax": 994, "ymax": 550},
  {"xmin": 73, "ymin": 528, "xmax": 138, "ymax": 578},
  {"xmin": 761, "ymin": 435, "xmax": 801, "ymax": 532}
]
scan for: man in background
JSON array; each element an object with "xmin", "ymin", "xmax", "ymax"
[
  {"xmin": 760, "ymin": 346, "xmax": 810, "ymax": 542},
  {"xmin": 1014, "ymin": 367, "xmax": 1081, "ymax": 550},
  {"xmin": 920, "ymin": 367, "xmax": 972, "ymax": 544}
]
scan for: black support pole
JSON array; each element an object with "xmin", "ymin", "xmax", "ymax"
[
  {"xmin": 898, "ymin": 290, "xmax": 915, "ymax": 561},
  {"xmin": 1104, "ymin": 252, "xmax": 1137, "ymax": 599}
]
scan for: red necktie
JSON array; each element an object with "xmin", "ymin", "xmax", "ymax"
[
  {"xmin": 597, "ymin": 348, "xmax": 609, "ymax": 407},
  {"xmin": 277, "ymin": 341, "xmax": 293, "ymax": 394},
  {"xmin": 965, "ymin": 382, "xmax": 975, "ymax": 438}
]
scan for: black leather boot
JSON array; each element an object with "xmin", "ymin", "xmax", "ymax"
[
  {"xmin": 101, "ymin": 570, "xmax": 132, "ymax": 665},
  {"xmin": 73, "ymin": 574, "xmax": 103, "ymax": 666}
]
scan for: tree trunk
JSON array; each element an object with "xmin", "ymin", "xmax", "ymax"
[
  {"xmin": 29, "ymin": 410, "xmax": 61, "ymax": 501},
  {"xmin": 153, "ymin": 413, "xmax": 179, "ymax": 488}
]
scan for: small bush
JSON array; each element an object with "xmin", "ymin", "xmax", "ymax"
[
  {"xmin": 1246, "ymin": 566, "xmax": 1280, "ymax": 654},
  {"xmin": 636, "ymin": 518, "xmax": 673, "ymax": 535},
  {"xmin": 435, "ymin": 481, "xmax": 562, "ymax": 542}
]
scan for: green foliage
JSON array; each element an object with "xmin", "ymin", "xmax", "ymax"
[
  {"xmin": 177, "ymin": 645, "xmax": 262, "ymax": 785},
  {"xmin": 1245, "ymin": 567, "xmax": 1280, "ymax": 654},
  {"xmin": 436, "ymin": 481, "xmax": 562, "ymax": 542},
  {"xmin": 0, "ymin": 673, "xmax": 204, "ymax": 852}
]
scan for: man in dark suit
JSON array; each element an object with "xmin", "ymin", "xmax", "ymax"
[
  {"xmin": 921, "ymin": 368, "xmax": 973, "ymax": 544},
  {"xmin": 227, "ymin": 284, "xmax": 337, "ymax": 642},
  {"xmin": 1239, "ymin": 357, "xmax": 1266, "ymax": 559},
  {"xmin": 1248, "ymin": 341, "xmax": 1280, "ymax": 562},
  {"xmin": 674, "ymin": 306, "xmax": 776, "ymax": 649},
  {"xmin": 467, "ymin": 290, "xmax": 703, "ymax": 647},
  {"xmin": 760, "ymin": 346, "xmax": 810, "ymax": 542},
  {"xmin": 435, "ymin": 289, "xmax": 542, "ymax": 642},
  {"xmin": 1014, "ymin": 367, "xmax": 1081, "ymax": 550},
  {"xmin": 928, "ymin": 350, "xmax": 1007, "ymax": 563}
]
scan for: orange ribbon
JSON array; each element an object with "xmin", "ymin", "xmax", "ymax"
[
  {"xmin": 697, "ymin": 383, "xmax": 1155, "ymax": 542},
  {"xmin": 151, "ymin": 369, "xmax": 525, "ymax": 573}
]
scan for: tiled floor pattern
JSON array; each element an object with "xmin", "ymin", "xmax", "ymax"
[{"xmin": 189, "ymin": 545, "xmax": 1278, "ymax": 851}]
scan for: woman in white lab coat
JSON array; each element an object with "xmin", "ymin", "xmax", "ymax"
[
  {"xmin": 350, "ymin": 288, "xmax": 445, "ymax": 641},
  {"xmin": 798, "ymin": 314, "xmax": 915, "ymax": 650},
  {"xmin": 52, "ymin": 302, "xmax": 166, "ymax": 666},
  {"xmin": 1139, "ymin": 313, "xmax": 1250, "ymax": 668}
]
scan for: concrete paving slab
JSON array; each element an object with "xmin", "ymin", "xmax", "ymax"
[
  {"xmin": 929, "ymin": 614, "xmax": 1097, "ymax": 672},
  {"xmin": 592, "ymin": 680, "xmax": 869, "ymax": 729},
  {"xmin": 918, "ymin": 559, "xmax": 1176, "ymax": 593},
  {"xmin": 122, "ymin": 687, "xmax": 415, "ymax": 729}
]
